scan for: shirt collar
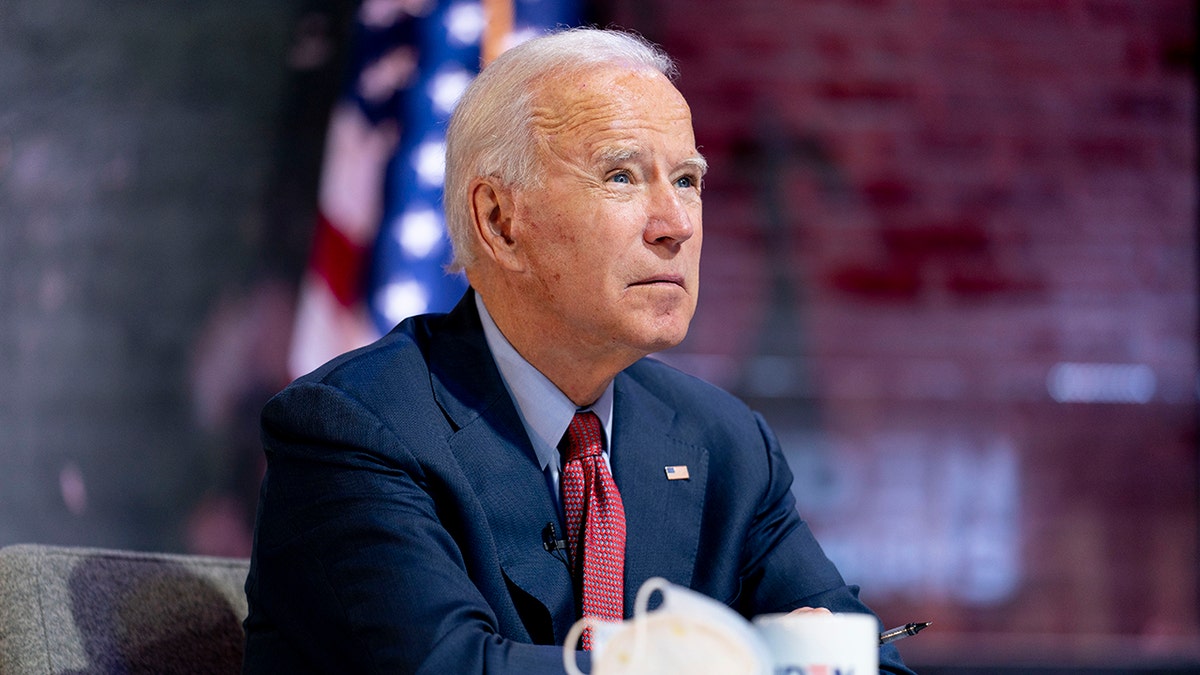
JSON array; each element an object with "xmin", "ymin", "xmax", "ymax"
[{"xmin": 475, "ymin": 293, "xmax": 614, "ymax": 472}]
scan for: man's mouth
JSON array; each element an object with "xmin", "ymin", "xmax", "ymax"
[{"xmin": 629, "ymin": 274, "xmax": 685, "ymax": 288}]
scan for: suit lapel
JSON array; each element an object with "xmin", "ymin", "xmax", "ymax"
[
  {"xmin": 445, "ymin": 409, "xmax": 576, "ymax": 640},
  {"xmin": 428, "ymin": 293, "xmax": 575, "ymax": 642},
  {"xmin": 611, "ymin": 371, "xmax": 709, "ymax": 613}
]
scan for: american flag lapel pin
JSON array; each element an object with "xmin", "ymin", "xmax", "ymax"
[{"xmin": 664, "ymin": 465, "xmax": 690, "ymax": 480}]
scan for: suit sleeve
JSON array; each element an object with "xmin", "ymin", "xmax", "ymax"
[
  {"xmin": 241, "ymin": 382, "xmax": 573, "ymax": 674},
  {"xmin": 739, "ymin": 412, "xmax": 918, "ymax": 675}
]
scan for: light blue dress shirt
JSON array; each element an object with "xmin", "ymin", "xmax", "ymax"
[{"xmin": 474, "ymin": 294, "xmax": 614, "ymax": 510}]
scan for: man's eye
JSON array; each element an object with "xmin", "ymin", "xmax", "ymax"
[
  {"xmin": 609, "ymin": 172, "xmax": 631, "ymax": 184},
  {"xmin": 675, "ymin": 175, "xmax": 697, "ymax": 189}
]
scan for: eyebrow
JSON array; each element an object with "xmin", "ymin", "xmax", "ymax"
[
  {"xmin": 598, "ymin": 146, "xmax": 640, "ymax": 163},
  {"xmin": 679, "ymin": 156, "xmax": 709, "ymax": 176},
  {"xmin": 597, "ymin": 147, "xmax": 708, "ymax": 175}
]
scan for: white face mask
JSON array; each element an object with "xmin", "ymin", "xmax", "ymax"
[
  {"xmin": 563, "ymin": 578, "xmax": 773, "ymax": 675},
  {"xmin": 563, "ymin": 578, "xmax": 881, "ymax": 675}
]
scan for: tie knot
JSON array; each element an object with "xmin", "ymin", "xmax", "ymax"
[{"xmin": 563, "ymin": 411, "xmax": 604, "ymax": 462}]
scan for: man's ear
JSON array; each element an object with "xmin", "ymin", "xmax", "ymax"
[{"xmin": 469, "ymin": 178, "xmax": 524, "ymax": 271}]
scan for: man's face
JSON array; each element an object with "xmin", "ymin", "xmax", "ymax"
[{"xmin": 508, "ymin": 65, "xmax": 705, "ymax": 365}]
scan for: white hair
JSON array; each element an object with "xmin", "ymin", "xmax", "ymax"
[{"xmin": 443, "ymin": 27, "xmax": 678, "ymax": 273}]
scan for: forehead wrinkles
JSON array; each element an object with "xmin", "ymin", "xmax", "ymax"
[
  {"xmin": 529, "ymin": 96, "xmax": 630, "ymax": 139},
  {"xmin": 528, "ymin": 67, "xmax": 692, "ymax": 160}
]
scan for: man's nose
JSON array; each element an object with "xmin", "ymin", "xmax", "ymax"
[{"xmin": 643, "ymin": 184, "xmax": 696, "ymax": 248}]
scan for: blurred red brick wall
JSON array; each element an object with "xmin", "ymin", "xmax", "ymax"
[{"xmin": 598, "ymin": 0, "xmax": 1197, "ymax": 666}]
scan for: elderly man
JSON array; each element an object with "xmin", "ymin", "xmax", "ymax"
[{"xmin": 242, "ymin": 28, "xmax": 915, "ymax": 674}]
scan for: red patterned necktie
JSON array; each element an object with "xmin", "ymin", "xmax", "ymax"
[{"xmin": 561, "ymin": 411, "xmax": 626, "ymax": 649}]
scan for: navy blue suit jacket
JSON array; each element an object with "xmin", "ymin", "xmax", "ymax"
[{"xmin": 242, "ymin": 292, "xmax": 914, "ymax": 673}]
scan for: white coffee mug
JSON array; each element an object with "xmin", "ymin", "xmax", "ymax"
[
  {"xmin": 563, "ymin": 577, "xmax": 773, "ymax": 675},
  {"xmin": 753, "ymin": 612, "xmax": 878, "ymax": 675}
]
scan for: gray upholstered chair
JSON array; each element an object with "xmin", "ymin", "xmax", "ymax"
[{"xmin": 0, "ymin": 544, "xmax": 249, "ymax": 674}]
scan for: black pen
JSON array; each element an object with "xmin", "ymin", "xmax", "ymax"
[{"xmin": 878, "ymin": 621, "xmax": 931, "ymax": 645}]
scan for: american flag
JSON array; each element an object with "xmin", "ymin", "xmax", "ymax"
[
  {"xmin": 664, "ymin": 465, "xmax": 690, "ymax": 480},
  {"xmin": 289, "ymin": 0, "xmax": 580, "ymax": 379}
]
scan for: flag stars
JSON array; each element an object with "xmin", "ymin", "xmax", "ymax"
[
  {"xmin": 413, "ymin": 139, "xmax": 446, "ymax": 187},
  {"xmin": 445, "ymin": 2, "xmax": 485, "ymax": 46},
  {"xmin": 396, "ymin": 208, "xmax": 446, "ymax": 259},
  {"xmin": 505, "ymin": 26, "xmax": 543, "ymax": 51},
  {"xmin": 377, "ymin": 279, "xmax": 430, "ymax": 324},
  {"xmin": 429, "ymin": 67, "xmax": 473, "ymax": 116}
]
